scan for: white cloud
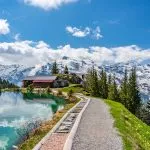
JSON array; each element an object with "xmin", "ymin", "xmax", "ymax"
[
  {"xmin": 66, "ymin": 26, "xmax": 90, "ymax": 37},
  {"xmin": 112, "ymin": 45, "xmax": 150, "ymax": 63},
  {"xmin": 0, "ymin": 41, "xmax": 150, "ymax": 67},
  {"xmin": 0, "ymin": 19, "xmax": 10, "ymax": 35},
  {"xmin": 14, "ymin": 33, "xmax": 21, "ymax": 41},
  {"xmin": 24, "ymin": 0, "xmax": 78, "ymax": 10},
  {"xmin": 66, "ymin": 26, "xmax": 103, "ymax": 39},
  {"xmin": 92, "ymin": 26, "xmax": 103, "ymax": 39},
  {"xmin": 36, "ymin": 41, "xmax": 50, "ymax": 49}
]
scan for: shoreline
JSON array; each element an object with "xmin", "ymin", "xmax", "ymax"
[{"xmin": 18, "ymin": 92, "xmax": 80, "ymax": 150}]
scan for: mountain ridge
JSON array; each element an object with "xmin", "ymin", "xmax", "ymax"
[{"xmin": 0, "ymin": 59, "xmax": 149, "ymax": 101}]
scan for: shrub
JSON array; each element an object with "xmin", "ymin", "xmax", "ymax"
[
  {"xmin": 67, "ymin": 89, "xmax": 74, "ymax": 98},
  {"xmin": 27, "ymin": 84, "xmax": 34, "ymax": 93},
  {"xmin": 69, "ymin": 96, "xmax": 78, "ymax": 102},
  {"xmin": 46, "ymin": 86, "xmax": 51, "ymax": 94},
  {"xmin": 57, "ymin": 89, "xmax": 63, "ymax": 96},
  {"xmin": 82, "ymin": 91, "xmax": 90, "ymax": 96},
  {"xmin": 14, "ymin": 88, "xmax": 21, "ymax": 92}
]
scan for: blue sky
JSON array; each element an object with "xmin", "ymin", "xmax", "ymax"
[
  {"xmin": 0, "ymin": 0, "xmax": 150, "ymax": 66},
  {"xmin": 0, "ymin": 0, "xmax": 150, "ymax": 48}
]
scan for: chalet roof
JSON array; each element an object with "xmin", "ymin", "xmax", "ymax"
[
  {"xmin": 33, "ymin": 80, "xmax": 54, "ymax": 83},
  {"xmin": 23, "ymin": 76, "xmax": 57, "ymax": 81}
]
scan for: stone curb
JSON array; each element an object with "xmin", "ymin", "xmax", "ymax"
[
  {"xmin": 32, "ymin": 98, "xmax": 83, "ymax": 150},
  {"xmin": 63, "ymin": 98, "xmax": 91, "ymax": 150}
]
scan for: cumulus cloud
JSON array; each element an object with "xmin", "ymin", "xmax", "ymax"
[
  {"xmin": 0, "ymin": 19, "xmax": 10, "ymax": 35},
  {"xmin": 0, "ymin": 40, "xmax": 150, "ymax": 67},
  {"xmin": 66, "ymin": 26, "xmax": 90, "ymax": 38},
  {"xmin": 24, "ymin": 0, "xmax": 78, "ymax": 10},
  {"xmin": 66, "ymin": 26, "xmax": 103, "ymax": 39},
  {"xmin": 112, "ymin": 45, "xmax": 150, "ymax": 63}
]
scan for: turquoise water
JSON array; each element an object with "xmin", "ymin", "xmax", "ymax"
[{"xmin": 0, "ymin": 92, "xmax": 65, "ymax": 150}]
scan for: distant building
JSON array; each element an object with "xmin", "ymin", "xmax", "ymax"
[{"xmin": 23, "ymin": 76, "xmax": 69, "ymax": 88}]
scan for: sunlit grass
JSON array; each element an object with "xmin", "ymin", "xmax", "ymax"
[
  {"xmin": 105, "ymin": 100, "xmax": 150, "ymax": 150},
  {"xmin": 61, "ymin": 84, "xmax": 84, "ymax": 93}
]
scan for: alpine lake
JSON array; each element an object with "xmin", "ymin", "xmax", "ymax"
[{"xmin": 0, "ymin": 91, "xmax": 66, "ymax": 150}]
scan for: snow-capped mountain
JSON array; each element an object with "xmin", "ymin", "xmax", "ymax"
[
  {"xmin": 0, "ymin": 64, "xmax": 34, "ymax": 86},
  {"xmin": 0, "ymin": 58, "xmax": 149, "ymax": 101},
  {"xmin": 102, "ymin": 63, "xmax": 150, "ymax": 102}
]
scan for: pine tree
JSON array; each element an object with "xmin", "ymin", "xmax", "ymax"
[
  {"xmin": 140, "ymin": 102, "xmax": 150, "ymax": 125},
  {"xmin": 108, "ymin": 84, "xmax": 114, "ymax": 100},
  {"xmin": 107, "ymin": 74, "xmax": 112, "ymax": 98},
  {"xmin": 99, "ymin": 69, "xmax": 108, "ymax": 98},
  {"xmin": 51, "ymin": 61, "xmax": 59, "ymax": 74},
  {"xmin": 145, "ymin": 100, "xmax": 150, "ymax": 124},
  {"xmin": 64, "ymin": 65, "xmax": 69, "ymax": 74},
  {"xmin": 108, "ymin": 75, "xmax": 120, "ymax": 101},
  {"xmin": 108, "ymin": 74, "xmax": 112, "ymax": 85},
  {"xmin": 128, "ymin": 67, "xmax": 141, "ymax": 114},
  {"xmin": 147, "ymin": 100, "xmax": 150, "ymax": 110},
  {"xmin": 120, "ymin": 68, "xmax": 129, "ymax": 108},
  {"xmin": 113, "ymin": 76, "xmax": 120, "ymax": 101},
  {"xmin": 86, "ymin": 66, "xmax": 99, "ymax": 96}
]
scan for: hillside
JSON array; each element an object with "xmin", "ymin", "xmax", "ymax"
[{"xmin": 106, "ymin": 100, "xmax": 150, "ymax": 150}]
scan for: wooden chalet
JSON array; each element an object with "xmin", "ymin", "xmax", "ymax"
[{"xmin": 23, "ymin": 76, "xmax": 69, "ymax": 88}]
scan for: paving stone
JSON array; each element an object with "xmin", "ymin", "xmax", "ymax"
[
  {"xmin": 56, "ymin": 130, "xmax": 69, "ymax": 133},
  {"xmin": 59, "ymin": 125, "xmax": 70, "ymax": 131},
  {"xmin": 40, "ymin": 133, "xmax": 68, "ymax": 150},
  {"xmin": 62, "ymin": 121, "xmax": 72, "ymax": 126}
]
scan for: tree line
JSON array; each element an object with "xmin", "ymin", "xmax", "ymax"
[
  {"xmin": 52, "ymin": 61, "xmax": 142, "ymax": 117},
  {"xmin": 84, "ymin": 66, "xmax": 150, "ymax": 125},
  {"xmin": 51, "ymin": 61, "xmax": 82, "ymax": 84},
  {"xmin": 51, "ymin": 61, "xmax": 69, "ymax": 75},
  {"xmin": 0, "ymin": 78, "xmax": 18, "ymax": 89}
]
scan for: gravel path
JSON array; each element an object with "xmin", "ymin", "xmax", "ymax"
[{"xmin": 72, "ymin": 98, "xmax": 123, "ymax": 150}]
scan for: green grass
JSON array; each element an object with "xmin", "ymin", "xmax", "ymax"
[
  {"xmin": 61, "ymin": 84, "xmax": 84, "ymax": 93},
  {"xmin": 105, "ymin": 100, "xmax": 150, "ymax": 150},
  {"xmin": 1, "ymin": 88, "xmax": 21, "ymax": 92}
]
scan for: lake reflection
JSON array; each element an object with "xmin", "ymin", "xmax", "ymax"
[{"xmin": 0, "ymin": 92, "xmax": 65, "ymax": 150}]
